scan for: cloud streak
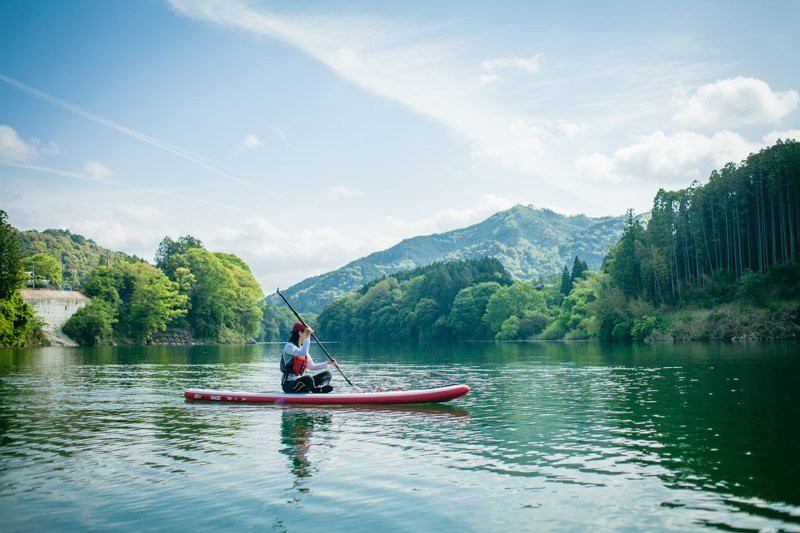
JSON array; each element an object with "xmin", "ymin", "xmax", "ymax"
[
  {"xmin": 6, "ymin": 160, "xmax": 260, "ymax": 216},
  {"xmin": 0, "ymin": 73, "xmax": 249, "ymax": 185},
  {"xmin": 480, "ymin": 53, "xmax": 542, "ymax": 73},
  {"xmin": 167, "ymin": 0, "xmax": 559, "ymax": 183},
  {"xmin": 322, "ymin": 185, "xmax": 365, "ymax": 199},
  {"xmin": 6, "ymin": 162, "xmax": 108, "ymax": 183}
]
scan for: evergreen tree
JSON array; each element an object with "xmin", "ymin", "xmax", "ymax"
[
  {"xmin": 560, "ymin": 265, "xmax": 573, "ymax": 295},
  {"xmin": 570, "ymin": 255, "xmax": 588, "ymax": 281},
  {"xmin": 155, "ymin": 235, "xmax": 204, "ymax": 274}
]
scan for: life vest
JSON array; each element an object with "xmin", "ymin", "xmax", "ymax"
[{"xmin": 280, "ymin": 349, "xmax": 308, "ymax": 376}]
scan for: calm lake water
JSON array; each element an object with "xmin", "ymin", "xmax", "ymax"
[{"xmin": 1, "ymin": 341, "xmax": 799, "ymax": 531}]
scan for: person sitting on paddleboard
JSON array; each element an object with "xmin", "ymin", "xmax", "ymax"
[{"xmin": 281, "ymin": 321, "xmax": 336, "ymax": 394}]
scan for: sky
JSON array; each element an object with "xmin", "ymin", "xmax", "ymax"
[{"xmin": 1, "ymin": 0, "xmax": 799, "ymax": 292}]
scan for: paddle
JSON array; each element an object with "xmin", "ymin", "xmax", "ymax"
[{"xmin": 276, "ymin": 289, "xmax": 360, "ymax": 391}]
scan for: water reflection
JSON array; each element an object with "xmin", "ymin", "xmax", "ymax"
[
  {"xmin": 279, "ymin": 409, "xmax": 332, "ymax": 494},
  {"xmin": 1, "ymin": 341, "xmax": 799, "ymax": 531}
]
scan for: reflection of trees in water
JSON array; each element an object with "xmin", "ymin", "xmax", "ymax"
[
  {"xmin": 608, "ymin": 344, "xmax": 800, "ymax": 510},
  {"xmin": 280, "ymin": 409, "xmax": 332, "ymax": 492}
]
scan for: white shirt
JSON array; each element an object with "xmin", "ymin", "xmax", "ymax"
[{"xmin": 282, "ymin": 338, "xmax": 330, "ymax": 381}]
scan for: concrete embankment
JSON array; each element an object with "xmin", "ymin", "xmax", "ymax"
[{"xmin": 20, "ymin": 289, "xmax": 90, "ymax": 347}]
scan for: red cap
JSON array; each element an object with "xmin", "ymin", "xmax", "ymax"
[{"xmin": 292, "ymin": 321, "xmax": 306, "ymax": 333}]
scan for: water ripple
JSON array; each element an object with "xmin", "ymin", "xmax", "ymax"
[{"xmin": 1, "ymin": 343, "xmax": 799, "ymax": 531}]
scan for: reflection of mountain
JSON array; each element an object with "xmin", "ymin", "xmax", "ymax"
[{"xmin": 280, "ymin": 409, "xmax": 332, "ymax": 488}]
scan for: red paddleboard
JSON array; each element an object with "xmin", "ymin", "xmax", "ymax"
[{"xmin": 184, "ymin": 384, "xmax": 469, "ymax": 405}]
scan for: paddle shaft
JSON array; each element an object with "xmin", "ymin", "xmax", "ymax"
[{"xmin": 276, "ymin": 289, "xmax": 359, "ymax": 390}]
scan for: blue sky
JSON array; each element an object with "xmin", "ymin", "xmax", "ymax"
[{"xmin": 1, "ymin": 0, "xmax": 799, "ymax": 291}]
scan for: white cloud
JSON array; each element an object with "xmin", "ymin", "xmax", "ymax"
[
  {"xmin": 673, "ymin": 77, "xmax": 799, "ymax": 128},
  {"xmin": 480, "ymin": 53, "xmax": 542, "ymax": 73},
  {"xmin": 235, "ymin": 133, "xmax": 263, "ymax": 155},
  {"xmin": 470, "ymin": 118, "xmax": 548, "ymax": 175},
  {"xmin": 211, "ymin": 218, "xmax": 364, "ymax": 262},
  {"xmin": 763, "ymin": 129, "xmax": 800, "ymax": 146},
  {"xmin": 0, "ymin": 124, "xmax": 38, "ymax": 163},
  {"xmin": 555, "ymin": 121, "xmax": 589, "ymax": 139},
  {"xmin": 383, "ymin": 194, "xmax": 514, "ymax": 236},
  {"xmin": 206, "ymin": 217, "xmax": 370, "ymax": 290},
  {"xmin": 71, "ymin": 205, "xmax": 171, "ymax": 260},
  {"xmin": 322, "ymin": 185, "xmax": 365, "ymax": 199},
  {"xmin": 84, "ymin": 161, "xmax": 113, "ymax": 180},
  {"xmin": 479, "ymin": 73, "xmax": 500, "ymax": 85},
  {"xmin": 116, "ymin": 204, "xmax": 170, "ymax": 226},
  {"xmin": 575, "ymin": 130, "xmax": 760, "ymax": 183}
]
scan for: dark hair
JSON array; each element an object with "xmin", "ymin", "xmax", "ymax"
[{"xmin": 289, "ymin": 330, "xmax": 301, "ymax": 347}]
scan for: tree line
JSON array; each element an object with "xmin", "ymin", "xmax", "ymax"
[
  {"xmin": 64, "ymin": 235, "xmax": 263, "ymax": 345},
  {"xmin": 315, "ymin": 140, "xmax": 800, "ymax": 343},
  {"xmin": 313, "ymin": 257, "xmax": 595, "ymax": 342},
  {"xmin": 18, "ymin": 228, "xmax": 143, "ymax": 288},
  {"xmin": 606, "ymin": 140, "xmax": 800, "ymax": 306}
]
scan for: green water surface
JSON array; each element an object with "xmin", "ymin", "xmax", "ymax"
[{"xmin": 1, "ymin": 341, "xmax": 798, "ymax": 531}]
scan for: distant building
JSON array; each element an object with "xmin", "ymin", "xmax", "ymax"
[{"xmin": 20, "ymin": 289, "xmax": 90, "ymax": 334}]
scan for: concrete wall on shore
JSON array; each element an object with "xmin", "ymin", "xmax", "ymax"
[{"xmin": 20, "ymin": 289, "xmax": 91, "ymax": 332}]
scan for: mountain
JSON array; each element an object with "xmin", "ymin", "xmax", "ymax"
[
  {"xmin": 16, "ymin": 228, "xmax": 143, "ymax": 288},
  {"xmin": 275, "ymin": 204, "xmax": 638, "ymax": 312}
]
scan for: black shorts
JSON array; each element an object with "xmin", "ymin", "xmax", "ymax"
[{"xmin": 282, "ymin": 370, "xmax": 332, "ymax": 393}]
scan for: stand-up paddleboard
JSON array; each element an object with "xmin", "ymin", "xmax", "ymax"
[{"xmin": 184, "ymin": 384, "xmax": 469, "ymax": 405}]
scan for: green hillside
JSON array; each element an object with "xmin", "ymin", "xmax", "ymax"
[
  {"xmin": 276, "ymin": 205, "xmax": 634, "ymax": 312},
  {"xmin": 16, "ymin": 229, "xmax": 142, "ymax": 288}
]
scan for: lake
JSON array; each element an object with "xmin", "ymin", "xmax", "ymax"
[{"xmin": 1, "ymin": 341, "xmax": 799, "ymax": 531}]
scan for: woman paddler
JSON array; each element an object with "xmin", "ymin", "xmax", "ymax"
[{"xmin": 281, "ymin": 321, "xmax": 337, "ymax": 393}]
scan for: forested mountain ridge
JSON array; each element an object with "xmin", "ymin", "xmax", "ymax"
[
  {"xmin": 275, "ymin": 205, "xmax": 636, "ymax": 312},
  {"xmin": 315, "ymin": 140, "xmax": 800, "ymax": 343},
  {"xmin": 17, "ymin": 228, "xmax": 142, "ymax": 288}
]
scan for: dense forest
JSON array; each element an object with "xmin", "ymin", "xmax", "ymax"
[
  {"xmin": 605, "ymin": 140, "xmax": 800, "ymax": 305},
  {"xmin": 3, "ymin": 221, "xmax": 265, "ymax": 346},
  {"xmin": 317, "ymin": 141, "xmax": 800, "ymax": 342},
  {"xmin": 317, "ymin": 258, "xmax": 524, "ymax": 341},
  {"xmin": 17, "ymin": 228, "xmax": 143, "ymax": 288},
  {"xmin": 590, "ymin": 140, "xmax": 800, "ymax": 340},
  {"xmin": 62, "ymin": 235, "xmax": 264, "ymax": 345}
]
